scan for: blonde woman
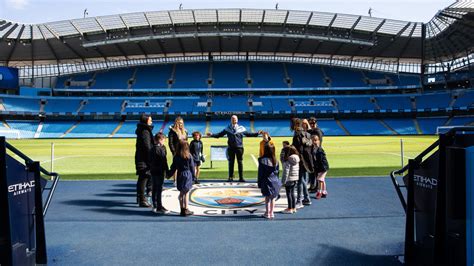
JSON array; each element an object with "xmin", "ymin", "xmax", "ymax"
[
  {"xmin": 168, "ymin": 116, "xmax": 188, "ymax": 156},
  {"xmin": 168, "ymin": 117, "xmax": 188, "ymax": 184}
]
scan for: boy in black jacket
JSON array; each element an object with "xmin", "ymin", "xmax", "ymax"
[
  {"xmin": 190, "ymin": 131, "xmax": 204, "ymax": 184},
  {"xmin": 151, "ymin": 132, "xmax": 170, "ymax": 214}
]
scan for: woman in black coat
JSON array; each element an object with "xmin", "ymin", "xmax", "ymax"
[
  {"xmin": 135, "ymin": 114, "xmax": 154, "ymax": 207},
  {"xmin": 291, "ymin": 118, "xmax": 313, "ymax": 207}
]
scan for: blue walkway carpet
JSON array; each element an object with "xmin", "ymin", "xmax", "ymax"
[{"xmin": 45, "ymin": 177, "xmax": 405, "ymax": 265}]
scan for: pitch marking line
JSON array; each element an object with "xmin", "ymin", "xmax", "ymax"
[{"xmin": 250, "ymin": 154, "xmax": 259, "ymax": 166}]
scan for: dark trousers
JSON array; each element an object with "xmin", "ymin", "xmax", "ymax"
[
  {"xmin": 227, "ymin": 147, "xmax": 244, "ymax": 179},
  {"xmin": 152, "ymin": 175, "xmax": 165, "ymax": 208},
  {"xmin": 285, "ymin": 181, "xmax": 297, "ymax": 209},
  {"xmin": 136, "ymin": 173, "xmax": 151, "ymax": 201}
]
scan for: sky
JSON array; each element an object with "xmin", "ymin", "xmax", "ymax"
[{"xmin": 0, "ymin": 0, "xmax": 454, "ymax": 24}]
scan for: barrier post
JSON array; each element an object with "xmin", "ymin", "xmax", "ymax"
[{"xmin": 400, "ymin": 139, "xmax": 404, "ymax": 168}]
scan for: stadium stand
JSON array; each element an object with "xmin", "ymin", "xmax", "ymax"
[
  {"xmin": 382, "ymin": 118, "xmax": 418, "ymax": 135},
  {"xmin": 325, "ymin": 67, "xmax": 366, "ymax": 87},
  {"xmin": 132, "ymin": 65, "xmax": 172, "ymax": 89},
  {"xmin": 173, "ymin": 63, "xmax": 210, "ymax": 89},
  {"xmin": 375, "ymin": 95, "xmax": 414, "ymax": 111},
  {"xmin": 417, "ymin": 117, "xmax": 449, "ymax": 134},
  {"xmin": 286, "ymin": 64, "xmax": 326, "ymax": 87},
  {"xmin": 50, "ymin": 63, "xmax": 426, "ymax": 91},
  {"xmin": 340, "ymin": 119, "xmax": 394, "ymax": 135},
  {"xmin": 316, "ymin": 120, "xmax": 347, "ymax": 136},
  {"xmin": 448, "ymin": 116, "xmax": 474, "ymax": 126},
  {"xmin": 334, "ymin": 96, "xmax": 376, "ymax": 112},
  {"xmin": 415, "ymin": 92, "xmax": 452, "ymax": 110},
  {"xmin": 6, "ymin": 120, "xmax": 38, "ymax": 138},
  {"xmin": 211, "ymin": 96, "xmax": 249, "ymax": 113},
  {"xmin": 65, "ymin": 121, "xmax": 119, "ymax": 138},
  {"xmin": 92, "ymin": 69, "xmax": 133, "ymax": 90},
  {"xmin": 2, "ymin": 97, "xmax": 40, "ymax": 113},
  {"xmin": 249, "ymin": 63, "xmax": 287, "ymax": 88},
  {"xmin": 39, "ymin": 121, "xmax": 76, "ymax": 138},
  {"xmin": 212, "ymin": 63, "xmax": 248, "ymax": 88},
  {"xmin": 81, "ymin": 99, "xmax": 123, "ymax": 113},
  {"xmin": 253, "ymin": 119, "xmax": 293, "ymax": 137},
  {"xmin": 43, "ymin": 98, "xmax": 82, "ymax": 113}
]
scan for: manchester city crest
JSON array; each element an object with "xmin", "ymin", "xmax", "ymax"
[{"xmin": 162, "ymin": 182, "xmax": 287, "ymax": 216}]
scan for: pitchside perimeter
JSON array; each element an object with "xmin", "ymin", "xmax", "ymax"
[{"xmin": 45, "ymin": 177, "xmax": 405, "ymax": 265}]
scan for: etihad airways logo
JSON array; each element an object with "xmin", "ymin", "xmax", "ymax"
[
  {"xmin": 8, "ymin": 180, "xmax": 35, "ymax": 196},
  {"xmin": 414, "ymin": 175, "xmax": 437, "ymax": 190},
  {"xmin": 162, "ymin": 183, "xmax": 287, "ymax": 216}
]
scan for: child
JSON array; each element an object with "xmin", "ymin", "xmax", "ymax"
[
  {"xmin": 279, "ymin": 141, "xmax": 290, "ymax": 184},
  {"xmin": 281, "ymin": 145, "xmax": 300, "ymax": 214},
  {"xmin": 168, "ymin": 140, "xmax": 195, "ymax": 216},
  {"xmin": 190, "ymin": 131, "xmax": 204, "ymax": 184},
  {"xmin": 259, "ymin": 131, "xmax": 274, "ymax": 158},
  {"xmin": 150, "ymin": 132, "xmax": 170, "ymax": 214},
  {"xmin": 311, "ymin": 134, "xmax": 329, "ymax": 199},
  {"xmin": 258, "ymin": 143, "xmax": 281, "ymax": 219}
]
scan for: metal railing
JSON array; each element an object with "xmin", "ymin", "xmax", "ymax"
[{"xmin": 5, "ymin": 141, "xmax": 60, "ymax": 216}]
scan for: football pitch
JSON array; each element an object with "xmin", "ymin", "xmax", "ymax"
[{"xmin": 8, "ymin": 135, "xmax": 437, "ymax": 180}]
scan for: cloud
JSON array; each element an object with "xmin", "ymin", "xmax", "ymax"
[{"xmin": 6, "ymin": 0, "xmax": 28, "ymax": 10}]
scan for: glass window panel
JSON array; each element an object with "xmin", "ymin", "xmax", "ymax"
[
  {"xmin": 72, "ymin": 17, "xmax": 103, "ymax": 33},
  {"xmin": 263, "ymin": 10, "xmax": 287, "ymax": 24},
  {"xmin": 38, "ymin": 25, "xmax": 55, "ymax": 39},
  {"xmin": 400, "ymin": 23, "xmax": 415, "ymax": 36},
  {"xmin": 308, "ymin": 12, "xmax": 335, "ymax": 27},
  {"xmin": 97, "ymin": 15, "xmax": 126, "ymax": 30},
  {"xmin": 194, "ymin": 10, "xmax": 217, "ymax": 23},
  {"xmin": 169, "ymin": 10, "xmax": 194, "ymax": 24},
  {"xmin": 332, "ymin": 14, "xmax": 359, "ymax": 29},
  {"xmin": 32, "ymin": 25, "xmax": 43, "ymax": 40},
  {"xmin": 354, "ymin": 17, "xmax": 384, "ymax": 32},
  {"xmin": 46, "ymin": 21, "xmax": 79, "ymax": 36},
  {"xmin": 146, "ymin": 11, "xmax": 172, "ymax": 25},
  {"xmin": 6, "ymin": 24, "xmax": 23, "ymax": 39},
  {"xmin": 286, "ymin": 11, "xmax": 311, "ymax": 25},
  {"xmin": 241, "ymin": 9, "xmax": 264, "ymax": 23},
  {"xmin": 217, "ymin": 9, "xmax": 240, "ymax": 23},
  {"xmin": 121, "ymin": 13, "xmax": 148, "ymax": 28},
  {"xmin": 19, "ymin": 24, "xmax": 31, "ymax": 39},
  {"xmin": 379, "ymin": 20, "xmax": 409, "ymax": 35}
]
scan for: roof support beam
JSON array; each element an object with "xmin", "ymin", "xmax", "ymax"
[
  {"xmin": 115, "ymin": 43, "xmax": 129, "ymax": 60},
  {"xmin": 373, "ymin": 22, "xmax": 412, "ymax": 58},
  {"xmin": 6, "ymin": 25, "xmax": 25, "ymax": 64},
  {"xmin": 397, "ymin": 22, "xmax": 417, "ymax": 58},
  {"xmin": 1, "ymin": 23, "xmax": 18, "ymax": 40},
  {"xmin": 136, "ymin": 42, "xmax": 148, "ymax": 57}
]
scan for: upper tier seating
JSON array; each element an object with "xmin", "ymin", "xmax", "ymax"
[{"xmin": 53, "ymin": 63, "xmax": 422, "ymax": 90}]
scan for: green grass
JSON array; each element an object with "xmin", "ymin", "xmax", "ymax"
[{"xmin": 7, "ymin": 135, "xmax": 437, "ymax": 180}]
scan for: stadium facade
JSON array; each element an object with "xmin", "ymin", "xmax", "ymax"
[{"xmin": 0, "ymin": 2, "xmax": 472, "ymax": 138}]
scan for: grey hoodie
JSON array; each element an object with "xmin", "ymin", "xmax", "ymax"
[{"xmin": 282, "ymin": 154, "xmax": 300, "ymax": 184}]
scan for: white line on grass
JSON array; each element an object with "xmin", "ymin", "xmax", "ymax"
[{"xmin": 250, "ymin": 154, "xmax": 259, "ymax": 167}]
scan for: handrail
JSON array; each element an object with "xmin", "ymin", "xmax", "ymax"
[
  {"xmin": 390, "ymin": 126, "xmax": 474, "ymax": 212},
  {"xmin": 5, "ymin": 141, "xmax": 60, "ymax": 216}
]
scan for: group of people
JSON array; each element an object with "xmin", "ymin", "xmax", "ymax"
[
  {"xmin": 134, "ymin": 114, "xmax": 329, "ymax": 218},
  {"xmin": 134, "ymin": 115, "xmax": 204, "ymax": 216},
  {"xmin": 256, "ymin": 117, "xmax": 329, "ymax": 219}
]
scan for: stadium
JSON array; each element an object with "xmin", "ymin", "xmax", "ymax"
[{"xmin": 0, "ymin": 1, "xmax": 473, "ymax": 265}]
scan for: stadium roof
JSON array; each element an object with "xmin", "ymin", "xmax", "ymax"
[{"xmin": 0, "ymin": 2, "xmax": 472, "ymax": 66}]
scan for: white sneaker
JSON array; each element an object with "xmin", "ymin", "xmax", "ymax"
[
  {"xmin": 281, "ymin": 209, "xmax": 293, "ymax": 214},
  {"xmin": 296, "ymin": 203, "xmax": 304, "ymax": 209}
]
